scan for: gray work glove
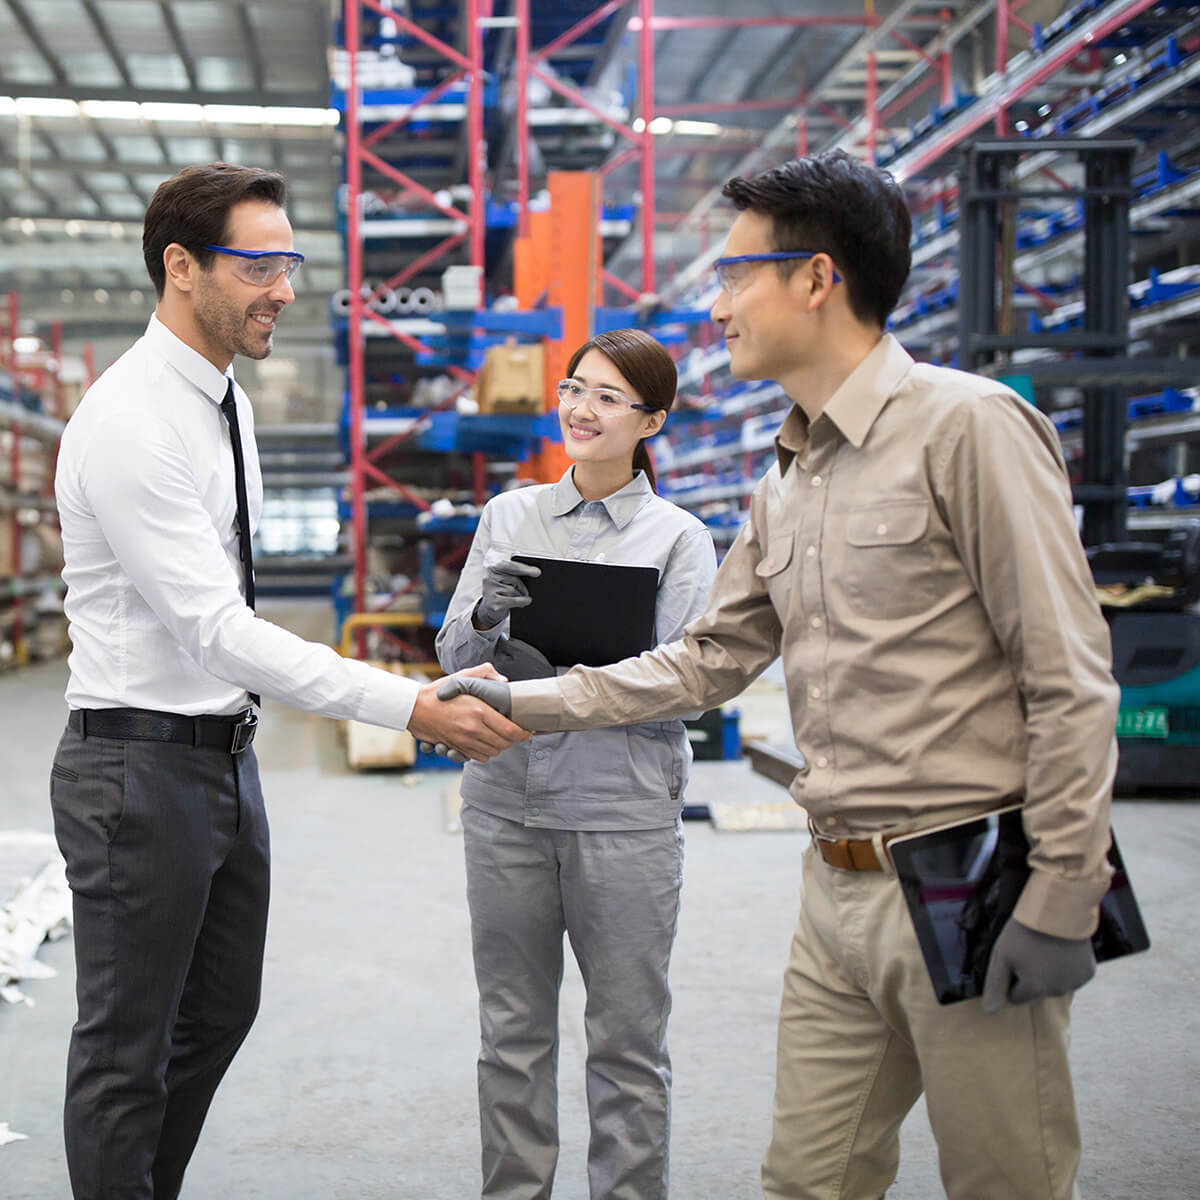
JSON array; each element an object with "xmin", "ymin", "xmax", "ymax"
[
  {"xmin": 474, "ymin": 558, "xmax": 541, "ymax": 630},
  {"xmin": 490, "ymin": 637, "xmax": 555, "ymax": 682},
  {"xmin": 981, "ymin": 917, "xmax": 1096, "ymax": 1013},
  {"xmin": 420, "ymin": 675, "xmax": 515, "ymax": 764}
]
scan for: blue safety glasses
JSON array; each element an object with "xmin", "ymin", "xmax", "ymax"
[
  {"xmin": 713, "ymin": 251, "xmax": 841, "ymax": 296},
  {"xmin": 205, "ymin": 245, "xmax": 305, "ymax": 287}
]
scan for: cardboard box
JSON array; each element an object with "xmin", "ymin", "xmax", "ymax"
[
  {"xmin": 475, "ymin": 341, "xmax": 546, "ymax": 415},
  {"xmin": 343, "ymin": 661, "xmax": 434, "ymax": 770}
]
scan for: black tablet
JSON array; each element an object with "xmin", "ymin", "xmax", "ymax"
[
  {"xmin": 509, "ymin": 554, "xmax": 659, "ymax": 668},
  {"xmin": 886, "ymin": 805, "xmax": 1150, "ymax": 1005}
]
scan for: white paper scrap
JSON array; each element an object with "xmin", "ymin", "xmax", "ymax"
[{"xmin": 0, "ymin": 1122, "xmax": 30, "ymax": 1146}]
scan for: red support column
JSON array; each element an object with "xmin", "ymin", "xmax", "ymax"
[
  {"xmin": 50, "ymin": 320, "xmax": 63, "ymax": 419},
  {"xmin": 7, "ymin": 291, "xmax": 22, "ymax": 662},
  {"xmin": 516, "ymin": 0, "xmax": 530, "ymax": 239},
  {"xmin": 468, "ymin": 0, "xmax": 485, "ymax": 269},
  {"xmin": 344, "ymin": 0, "xmax": 368, "ymax": 631},
  {"xmin": 639, "ymin": 0, "xmax": 655, "ymax": 295}
]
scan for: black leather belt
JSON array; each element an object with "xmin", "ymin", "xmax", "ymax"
[{"xmin": 68, "ymin": 707, "xmax": 259, "ymax": 754}]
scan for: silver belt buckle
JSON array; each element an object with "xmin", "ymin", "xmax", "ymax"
[{"xmin": 229, "ymin": 710, "xmax": 258, "ymax": 754}]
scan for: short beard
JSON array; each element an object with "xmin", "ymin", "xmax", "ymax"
[{"xmin": 194, "ymin": 280, "xmax": 274, "ymax": 362}]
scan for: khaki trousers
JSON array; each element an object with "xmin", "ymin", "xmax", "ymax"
[{"xmin": 762, "ymin": 844, "xmax": 1081, "ymax": 1200}]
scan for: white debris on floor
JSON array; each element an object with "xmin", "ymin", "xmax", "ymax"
[
  {"xmin": 0, "ymin": 832, "xmax": 71, "ymax": 1007},
  {"xmin": 0, "ymin": 1122, "xmax": 30, "ymax": 1147}
]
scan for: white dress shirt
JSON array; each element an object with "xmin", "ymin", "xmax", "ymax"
[{"xmin": 56, "ymin": 314, "xmax": 418, "ymax": 726}]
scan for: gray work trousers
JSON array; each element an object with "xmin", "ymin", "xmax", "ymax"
[
  {"xmin": 49, "ymin": 724, "xmax": 270, "ymax": 1200},
  {"xmin": 462, "ymin": 805, "xmax": 684, "ymax": 1200}
]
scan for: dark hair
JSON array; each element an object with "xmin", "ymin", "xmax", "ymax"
[
  {"xmin": 565, "ymin": 328, "xmax": 676, "ymax": 492},
  {"xmin": 142, "ymin": 162, "xmax": 288, "ymax": 297},
  {"xmin": 721, "ymin": 150, "xmax": 912, "ymax": 328}
]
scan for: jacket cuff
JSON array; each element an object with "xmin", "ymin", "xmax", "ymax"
[
  {"xmin": 510, "ymin": 679, "xmax": 566, "ymax": 731},
  {"xmin": 1013, "ymin": 866, "xmax": 1111, "ymax": 940}
]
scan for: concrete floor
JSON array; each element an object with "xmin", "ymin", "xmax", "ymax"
[{"xmin": 2, "ymin": 600, "xmax": 1198, "ymax": 1199}]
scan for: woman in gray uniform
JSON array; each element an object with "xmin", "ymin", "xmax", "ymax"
[{"xmin": 436, "ymin": 328, "xmax": 717, "ymax": 1200}]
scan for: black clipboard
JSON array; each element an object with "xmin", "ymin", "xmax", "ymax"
[
  {"xmin": 886, "ymin": 806, "xmax": 1150, "ymax": 1005},
  {"xmin": 508, "ymin": 554, "xmax": 659, "ymax": 668}
]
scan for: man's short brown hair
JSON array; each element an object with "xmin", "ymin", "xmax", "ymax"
[{"xmin": 142, "ymin": 162, "xmax": 287, "ymax": 297}]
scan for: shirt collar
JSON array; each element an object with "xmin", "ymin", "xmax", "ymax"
[
  {"xmin": 774, "ymin": 333, "xmax": 914, "ymax": 472},
  {"xmin": 144, "ymin": 313, "xmax": 236, "ymax": 406},
  {"xmin": 549, "ymin": 466, "xmax": 655, "ymax": 530}
]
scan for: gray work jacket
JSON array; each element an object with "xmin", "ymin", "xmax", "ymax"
[{"xmin": 435, "ymin": 468, "xmax": 717, "ymax": 830}]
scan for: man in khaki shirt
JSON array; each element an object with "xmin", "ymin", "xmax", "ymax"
[{"xmin": 443, "ymin": 151, "xmax": 1119, "ymax": 1199}]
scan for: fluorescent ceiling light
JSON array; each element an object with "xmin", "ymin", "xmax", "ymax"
[
  {"xmin": 672, "ymin": 119, "xmax": 724, "ymax": 136},
  {"xmin": 648, "ymin": 116, "xmax": 674, "ymax": 134},
  {"xmin": 1, "ymin": 96, "xmax": 340, "ymax": 127},
  {"xmin": 80, "ymin": 100, "xmax": 141, "ymax": 120},
  {"xmin": 139, "ymin": 102, "xmax": 205, "ymax": 122},
  {"xmin": 264, "ymin": 106, "xmax": 340, "ymax": 127},
  {"xmin": 13, "ymin": 97, "xmax": 79, "ymax": 117}
]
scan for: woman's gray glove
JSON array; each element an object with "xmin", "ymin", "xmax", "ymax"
[
  {"xmin": 490, "ymin": 637, "xmax": 555, "ymax": 682},
  {"xmin": 420, "ymin": 676, "xmax": 515, "ymax": 763},
  {"xmin": 473, "ymin": 558, "xmax": 541, "ymax": 630},
  {"xmin": 981, "ymin": 917, "xmax": 1096, "ymax": 1013}
]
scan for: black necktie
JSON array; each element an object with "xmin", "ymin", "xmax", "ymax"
[{"xmin": 220, "ymin": 380, "xmax": 260, "ymax": 706}]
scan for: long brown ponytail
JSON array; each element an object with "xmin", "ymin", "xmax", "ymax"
[{"xmin": 564, "ymin": 327, "xmax": 677, "ymax": 493}]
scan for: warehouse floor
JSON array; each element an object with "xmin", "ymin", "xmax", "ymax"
[{"xmin": 2, "ymin": 601, "xmax": 1198, "ymax": 1199}]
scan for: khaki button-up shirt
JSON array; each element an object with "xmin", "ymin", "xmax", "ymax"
[{"xmin": 510, "ymin": 334, "xmax": 1120, "ymax": 939}]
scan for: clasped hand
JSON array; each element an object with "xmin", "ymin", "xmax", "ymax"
[
  {"xmin": 409, "ymin": 665, "xmax": 526, "ymax": 763},
  {"xmin": 418, "ymin": 673, "xmax": 514, "ymax": 764}
]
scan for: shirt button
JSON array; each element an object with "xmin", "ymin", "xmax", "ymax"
[
  {"xmin": 876, "ymin": 523, "xmax": 888, "ymax": 535},
  {"xmin": 810, "ymin": 615, "xmax": 823, "ymax": 629},
  {"xmin": 810, "ymin": 475, "xmax": 822, "ymax": 487},
  {"xmin": 534, "ymin": 750, "xmax": 547, "ymax": 760},
  {"xmin": 805, "ymin": 544, "xmax": 817, "ymax": 558},
  {"xmin": 529, "ymin": 807, "xmax": 541, "ymax": 817},
  {"xmin": 815, "ymin": 756, "xmax": 829, "ymax": 769},
  {"xmin": 809, "ymin": 686, "xmax": 822, "ymax": 700}
]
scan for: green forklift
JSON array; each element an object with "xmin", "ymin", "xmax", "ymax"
[{"xmin": 1091, "ymin": 523, "xmax": 1200, "ymax": 792}]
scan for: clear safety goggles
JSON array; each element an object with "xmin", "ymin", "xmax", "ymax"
[
  {"xmin": 205, "ymin": 245, "xmax": 305, "ymax": 287},
  {"xmin": 556, "ymin": 378, "xmax": 652, "ymax": 417},
  {"xmin": 713, "ymin": 251, "xmax": 841, "ymax": 297}
]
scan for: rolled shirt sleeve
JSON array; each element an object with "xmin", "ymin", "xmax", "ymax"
[
  {"xmin": 934, "ymin": 394, "xmax": 1119, "ymax": 938},
  {"xmin": 435, "ymin": 504, "xmax": 506, "ymax": 673},
  {"xmin": 510, "ymin": 485, "xmax": 783, "ymax": 732}
]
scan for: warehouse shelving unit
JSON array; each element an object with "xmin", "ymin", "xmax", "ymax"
[
  {"xmin": 334, "ymin": 1, "xmax": 647, "ymax": 661},
  {"xmin": 0, "ymin": 291, "xmax": 72, "ymax": 671},
  {"xmin": 653, "ymin": 0, "xmax": 1200, "ymax": 551}
]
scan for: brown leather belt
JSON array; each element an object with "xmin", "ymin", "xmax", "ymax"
[{"xmin": 809, "ymin": 821, "xmax": 897, "ymax": 871}]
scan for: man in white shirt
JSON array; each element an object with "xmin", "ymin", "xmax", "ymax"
[{"xmin": 50, "ymin": 162, "xmax": 526, "ymax": 1199}]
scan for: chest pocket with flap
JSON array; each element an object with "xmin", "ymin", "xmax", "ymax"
[{"xmin": 843, "ymin": 499, "xmax": 937, "ymax": 617}]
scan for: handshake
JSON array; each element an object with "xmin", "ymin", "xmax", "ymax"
[{"xmin": 409, "ymin": 665, "xmax": 523, "ymax": 763}]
